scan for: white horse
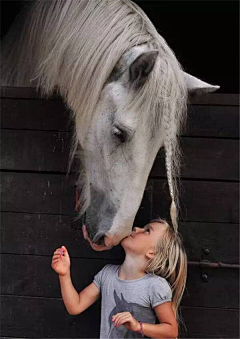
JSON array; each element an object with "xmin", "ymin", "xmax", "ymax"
[{"xmin": 1, "ymin": 0, "xmax": 220, "ymax": 250}]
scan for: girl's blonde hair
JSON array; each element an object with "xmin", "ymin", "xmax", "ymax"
[{"xmin": 145, "ymin": 216, "xmax": 187, "ymax": 333}]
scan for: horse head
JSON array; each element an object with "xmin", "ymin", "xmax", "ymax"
[{"xmin": 73, "ymin": 43, "xmax": 219, "ymax": 250}]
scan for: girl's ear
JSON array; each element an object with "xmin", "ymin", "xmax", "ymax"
[{"xmin": 146, "ymin": 250, "xmax": 156, "ymax": 260}]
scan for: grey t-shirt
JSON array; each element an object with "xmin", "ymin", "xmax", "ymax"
[{"xmin": 93, "ymin": 264, "xmax": 172, "ymax": 338}]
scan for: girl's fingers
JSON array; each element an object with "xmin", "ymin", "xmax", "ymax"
[
  {"xmin": 52, "ymin": 258, "xmax": 59, "ymax": 262},
  {"xmin": 52, "ymin": 263, "xmax": 58, "ymax": 268},
  {"xmin": 53, "ymin": 247, "xmax": 66, "ymax": 255},
  {"xmin": 53, "ymin": 248, "xmax": 66, "ymax": 257},
  {"xmin": 114, "ymin": 314, "xmax": 122, "ymax": 327},
  {"xmin": 52, "ymin": 254, "xmax": 61, "ymax": 259},
  {"xmin": 115, "ymin": 314, "xmax": 130, "ymax": 327},
  {"xmin": 52, "ymin": 255, "xmax": 64, "ymax": 260},
  {"xmin": 113, "ymin": 313, "xmax": 130, "ymax": 327},
  {"xmin": 52, "ymin": 257, "xmax": 63, "ymax": 263}
]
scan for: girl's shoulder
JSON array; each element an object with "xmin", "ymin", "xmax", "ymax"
[
  {"xmin": 93, "ymin": 264, "xmax": 119, "ymax": 284},
  {"xmin": 99, "ymin": 263, "xmax": 119, "ymax": 275},
  {"xmin": 147, "ymin": 273, "xmax": 172, "ymax": 290},
  {"xmin": 147, "ymin": 274, "xmax": 173, "ymax": 306},
  {"xmin": 103, "ymin": 263, "xmax": 119, "ymax": 271}
]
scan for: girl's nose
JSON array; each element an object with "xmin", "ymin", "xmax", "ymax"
[{"xmin": 132, "ymin": 227, "xmax": 143, "ymax": 233}]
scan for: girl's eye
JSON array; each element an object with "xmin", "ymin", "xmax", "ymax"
[
  {"xmin": 144, "ymin": 227, "xmax": 150, "ymax": 233},
  {"xmin": 112, "ymin": 126, "xmax": 127, "ymax": 143}
]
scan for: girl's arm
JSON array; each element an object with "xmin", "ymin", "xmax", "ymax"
[
  {"xmin": 137, "ymin": 302, "xmax": 178, "ymax": 338},
  {"xmin": 59, "ymin": 271, "xmax": 81, "ymax": 314},
  {"xmin": 52, "ymin": 246, "xmax": 100, "ymax": 315},
  {"xmin": 59, "ymin": 272, "xmax": 100, "ymax": 315}
]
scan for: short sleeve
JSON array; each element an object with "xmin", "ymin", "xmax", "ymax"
[
  {"xmin": 93, "ymin": 264, "xmax": 110, "ymax": 291},
  {"xmin": 149, "ymin": 278, "xmax": 172, "ymax": 308}
]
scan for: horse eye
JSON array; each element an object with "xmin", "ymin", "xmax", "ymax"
[{"xmin": 112, "ymin": 126, "xmax": 127, "ymax": 143}]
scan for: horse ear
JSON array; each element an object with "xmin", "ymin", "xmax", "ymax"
[
  {"xmin": 182, "ymin": 71, "xmax": 220, "ymax": 94},
  {"xmin": 129, "ymin": 51, "xmax": 159, "ymax": 89}
]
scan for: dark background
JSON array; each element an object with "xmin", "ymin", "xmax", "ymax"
[{"xmin": 0, "ymin": 0, "xmax": 239, "ymax": 93}]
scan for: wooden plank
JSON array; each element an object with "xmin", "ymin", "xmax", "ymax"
[
  {"xmin": 178, "ymin": 221, "xmax": 239, "ymax": 265},
  {"xmin": 181, "ymin": 266, "xmax": 239, "ymax": 309},
  {"xmin": 151, "ymin": 138, "xmax": 239, "ymax": 181},
  {"xmin": 1, "ymin": 295, "xmax": 238, "ymax": 338},
  {"xmin": 152, "ymin": 179, "xmax": 239, "ymax": 224},
  {"xmin": 179, "ymin": 307, "xmax": 239, "ymax": 338},
  {"xmin": 0, "ymin": 209, "xmax": 158, "ymax": 261},
  {"xmin": 183, "ymin": 105, "xmax": 239, "ymax": 138},
  {"xmin": 1, "ymin": 254, "xmax": 238, "ymax": 309},
  {"xmin": 1, "ymin": 295, "xmax": 101, "ymax": 338},
  {"xmin": 1, "ymin": 213, "xmax": 238, "ymax": 264},
  {"xmin": 1, "ymin": 172, "xmax": 76, "ymax": 215},
  {"xmin": 1, "ymin": 98, "xmax": 239, "ymax": 138},
  {"xmin": 1, "ymin": 255, "xmax": 120, "ymax": 299},
  {"xmin": 0, "ymin": 98, "xmax": 73, "ymax": 131},
  {"xmin": 1, "ymin": 130, "xmax": 239, "ymax": 181},
  {"xmin": 1, "ymin": 130, "xmax": 72, "ymax": 172},
  {"xmin": 0, "ymin": 171, "xmax": 151, "ymax": 221},
  {"xmin": 0, "ymin": 212, "xmax": 125, "ymax": 261},
  {"xmin": 1, "ymin": 173, "xmax": 238, "ymax": 223},
  {"xmin": 189, "ymin": 93, "xmax": 239, "ymax": 106},
  {"xmin": 0, "ymin": 180, "xmax": 152, "ymax": 261}
]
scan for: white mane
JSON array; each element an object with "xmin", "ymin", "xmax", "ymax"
[{"xmin": 1, "ymin": 0, "xmax": 188, "ymax": 230}]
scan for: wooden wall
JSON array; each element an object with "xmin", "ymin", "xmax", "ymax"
[{"xmin": 1, "ymin": 87, "xmax": 239, "ymax": 338}]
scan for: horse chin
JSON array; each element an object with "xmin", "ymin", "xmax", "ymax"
[
  {"xmin": 90, "ymin": 235, "xmax": 116, "ymax": 251},
  {"xmin": 92, "ymin": 235, "xmax": 115, "ymax": 247},
  {"xmin": 94, "ymin": 235, "xmax": 106, "ymax": 246}
]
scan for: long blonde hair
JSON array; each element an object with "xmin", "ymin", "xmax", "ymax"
[{"xmin": 145, "ymin": 216, "xmax": 188, "ymax": 334}]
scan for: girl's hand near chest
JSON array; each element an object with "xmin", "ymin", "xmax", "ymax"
[
  {"xmin": 51, "ymin": 246, "xmax": 71, "ymax": 276},
  {"xmin": 111, "ymin": 312, "xmax": 140, "ymax": 332}
]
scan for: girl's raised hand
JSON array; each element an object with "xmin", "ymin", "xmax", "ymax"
[{"xmin": 51, "ymin": 246, "xmax": 71, "ymax": 276}]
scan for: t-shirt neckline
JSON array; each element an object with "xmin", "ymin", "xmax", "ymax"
[{"xmin": 116, "ymin": 265, "xmax": 149, "ymax": 283}]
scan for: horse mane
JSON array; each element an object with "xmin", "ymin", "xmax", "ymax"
[{"xmin": 1, "ymin": 0, "xmax": 188, "ymax": 229}]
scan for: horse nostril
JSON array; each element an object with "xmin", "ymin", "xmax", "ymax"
[{"xmin": 94, "ymin": 235, "xmax": 105, "ymax": 246}]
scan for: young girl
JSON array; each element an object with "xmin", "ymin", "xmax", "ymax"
[{"xmin": 51, "ymin": 217, "xmax": 187, "ymax": 338}]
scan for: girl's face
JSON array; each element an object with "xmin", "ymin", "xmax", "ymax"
[{"xmin": 120, "ymin": 221, "xmax": 167, "ymax": 256}]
